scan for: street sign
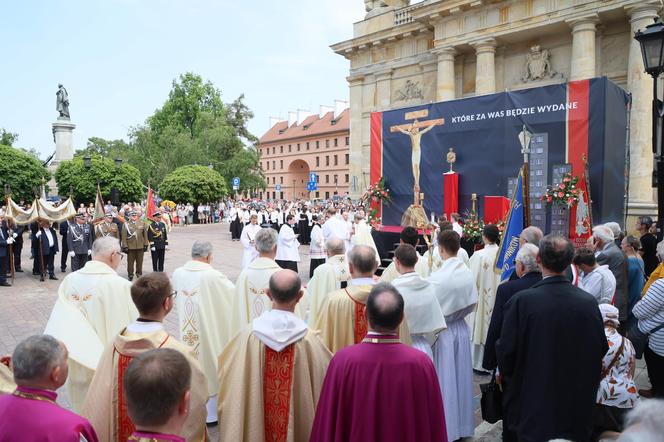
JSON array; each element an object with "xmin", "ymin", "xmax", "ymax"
[
  {"xmin": 275, "ymin": 184, "xmax": 281, "ymax": 191},
  {"xmin": 232, "ymin": 177, "xmax": 240, "ymax": 187},
  {"xmin": 307, "ymin": 181, "xmax": 317, "ymax": 191},
  {"xmin": 232, "ymin": 185, "xmax": 239, "ymax": 191},
  {"xmin": 309, "ymin": 172, "xmax": 317, "ymax": 183}
]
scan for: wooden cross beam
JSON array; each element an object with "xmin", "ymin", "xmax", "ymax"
[{"xmin": 390, "ymin": 118, "xmax": 445, "ymax": 132}]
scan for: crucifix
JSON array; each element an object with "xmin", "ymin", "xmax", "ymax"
[{"xmin": 390, "ymin": 109, "xmax": 445, "ymax": 206}]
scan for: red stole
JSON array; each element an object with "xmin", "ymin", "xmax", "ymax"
[
  {"xmin": 345, "ymin": 288, "xmax": 368, "ymax": 344},
  {"xmin": 263, "ymin": 344, "xmax": 296, "ymax": 442},
  {"xmin": 116, "ymin": 335, "xmax": 170, "ymax": 442}
]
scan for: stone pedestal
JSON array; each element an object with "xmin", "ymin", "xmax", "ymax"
[{"xmin": 49, "ymin": 118, "xmax": 76, "ymax": 197}]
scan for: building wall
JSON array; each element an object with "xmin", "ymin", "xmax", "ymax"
[
  {"xmin": 258, "ymin": 131, "xmax": 350, "ymax": 200},
  {"xmin": 333, "ymin": 0, "xmax": 661, "ymax": 227}
]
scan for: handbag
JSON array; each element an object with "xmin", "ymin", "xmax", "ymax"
[
  {"xmin": 628, "ymin": 321, "xmax": 664, "ymax": 359},
  {"xmin": 480, "ymin": 370, "xmax": 502, "ymax": 424}
]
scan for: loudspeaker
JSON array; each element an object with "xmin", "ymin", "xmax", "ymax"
[{"xmin": 111, "ymin": 188, "xmax": 120, "ymax": 206}]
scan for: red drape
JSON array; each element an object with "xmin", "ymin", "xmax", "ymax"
[
  {"xmin": 484, "ymin": 196, "xmax": 510, "ymax": 224},
  {"xmin": 443, "ymin": 172, "xmax": 458, "ymax": 218}
]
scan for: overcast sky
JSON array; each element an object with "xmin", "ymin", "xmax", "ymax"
[{"xmin": 0, "ymin": 1, "xmax": 366, "ymax": 157}]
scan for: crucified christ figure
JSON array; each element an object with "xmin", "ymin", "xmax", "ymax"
[{"xmin": 395, "ymin": 119, "xmax": 436, "ymax": 197}]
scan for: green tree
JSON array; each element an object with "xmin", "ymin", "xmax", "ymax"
[
  {"xmin": 54, "ymin": 156, "xmax": 143, "ymax": 204},
  {"xmin": 148, "ymin": 72, "xmax": 224, "ymax": 138},
  {"xmin": 0, "ymin": 129, "xmax": 18, "ymax": 147},
  {"xmin": 74, "ymin": 137, "xmax": 130, "ymax": 160},
  {"xmin": 0, "ymin": 145, "xmax": 50, "ymax": 202},
  {"xmin": 218, "ymin": 147, "xmax": 265, "ymax": 194},
  {"xmin": 159, "ymin": 165, "xmax": 227, "ymax": 203}
]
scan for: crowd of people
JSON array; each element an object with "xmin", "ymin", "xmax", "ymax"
[{"xmin": 1, "ymin": 195, "xmax": 664, "ymax": 441}]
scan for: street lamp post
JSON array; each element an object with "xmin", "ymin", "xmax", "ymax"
[
  {"xmin": 114, "ymin": 158, "xmax": 123, "ymax": 167},
  {"xmin": 635, "ymin": 17, "xmax": 664, "ymax": 240}
]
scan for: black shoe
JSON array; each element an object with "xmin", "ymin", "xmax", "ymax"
[
  {"xmin": 49, "ymin": 275, "xmax": 58, "ymax": 280},
  {"xmin": 206, "ymin": 421, "xmax": 218, "ymax": 428},
  {"xmin": 15, "ymin": 268, "xmax": 23, "ymax": 273},
  {"xmin": 61, "ymin": 267, "xmax": 66, "ymax": 272},
  {"xmin": 128, "ymin": 276, "xmax": 133, "ymax": 281},
  {"xmin": 40, "ymin": 275, "xmax": 45, "ymax": 282},
  {"xmin": 0, "ymin": 282, "xmax": 11, "ymax": 287}
]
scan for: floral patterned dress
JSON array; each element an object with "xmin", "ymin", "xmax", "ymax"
[{"xmin": 596, "ymin": 326, "xmax": 639, "ymax": 408}]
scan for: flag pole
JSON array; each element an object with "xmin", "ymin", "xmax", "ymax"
[
  {"xmin": 520, "ymin": 125, "xmax": 531, "ymax": 227},
  {"xmin": 583, "ymin": 153, "xmax": 593, "ymax": 229}
]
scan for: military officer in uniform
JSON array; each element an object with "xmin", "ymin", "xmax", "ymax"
[
  {"xmin": 95, "ymin": 212, "xmax": 119, "ymax": 240},
  {"xmin": 67, "ymin": 213, "xmax": 94, "ymax": 271},
  {"xmin": 148, "ymin": 212, "xmax": 168, "ymax": 272},
  {"xmin": 121, "ymin": 210, "xmax": 148, "ymax": 280}
]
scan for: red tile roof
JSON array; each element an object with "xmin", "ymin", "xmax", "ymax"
[{"xmin": 259, "ymin": 109, "xmax": 349, "ymax": 144}]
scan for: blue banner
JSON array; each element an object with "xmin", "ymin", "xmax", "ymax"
[{"xmin": 494, "ymin": 167, "xmax": 525, "ymax": 281}]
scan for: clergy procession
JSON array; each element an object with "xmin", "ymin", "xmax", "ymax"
[{"xmin": 1, "ymin": 196, "xmax": 663, "ymax": 442}]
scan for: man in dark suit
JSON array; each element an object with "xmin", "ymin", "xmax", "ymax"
[
  {"xmin": 497, "ymin": 234, "xmax": 607, "ymax": 442},
  {"xmin": 35, "ymin": 219, "xmax": 59, "ymax": 282},
  {"xmin": 7, "ymin": 221, "xmax": 25, "ymax": 272},
  {"xmin": 0, "ymin": 214, "xmax": 12, "ymax": 287},
  {"xmin": 148, "ymin": 212, "xmax": 168, "ymax": 272},
  {"xmin": 59, "ymin": 218, "xmax": 70, "ymax": 272},
  {"xmin": 593, "ymin": 224, "xmax": 628, "ymax": 322}
]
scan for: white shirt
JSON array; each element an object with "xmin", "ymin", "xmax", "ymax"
[
  {"xmin": 579, "ymin": 264, "xmax": 616, "ymax": 304},
  {"xmin": 322, "ymin": 216, "xmax": 349, "ymax": 241},
  {"xmin": 44, "ymin": 228, "xmax": 55, "ymax": 247},
  {"xmin": 452, "ymin": 222, "xmax": 463, "ymax": 237},
  {"xmin": 275, "ymin": 224, "xmax": 300, "ymax": 262}
]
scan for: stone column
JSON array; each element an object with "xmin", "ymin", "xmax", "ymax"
[
  {"xmin": 49, "ymin": 118, "xmax": 76, "ymax": 197},
  {"xmin": 472, "ymin": 38, "xmax": 497, "ymax": 96},
  {"xmin": 567, "ymin": 14, "xmax": 599, "ymax": 81},
  {"xmin": 435, "ymin": 47, "xmax": 456, "ymax": 101},
  {"xmin": 348, "ymin": 75, "xmax": 365, "ymax": 198},
  {"xmin": 626, "ymin": 2, "xmax": 660, "ymax": 216}
]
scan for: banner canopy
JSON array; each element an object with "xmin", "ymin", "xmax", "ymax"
[{"xmin": 5, "ymin": 197, "xmax": 77, "ymax": 225}]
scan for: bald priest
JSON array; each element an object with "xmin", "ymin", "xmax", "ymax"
[
  {"xmin": 315, "ymin": 245, "xmax": 410, "ymax": 353},
  {"xmin": 218, "ymin": 270, "xmax": 331, "ymax": 442}
]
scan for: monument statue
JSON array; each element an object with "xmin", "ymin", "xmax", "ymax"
[
  {"xmin": 365, "ymin": 0, "xmax": 409, "ymax": 13},
  {"xmin": 56, "ymin": 84, "xmax": 70, "ymax": 119}
]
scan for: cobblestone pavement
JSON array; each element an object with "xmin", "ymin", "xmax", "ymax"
[{"xmin": 0, "ymin": 223, "xmax": 652, "ymax": 441}]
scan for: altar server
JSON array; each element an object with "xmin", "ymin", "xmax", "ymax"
[
  {"xmin": 240, "ymin": 214, "xmax": 261, "ymax": 269},
  {"xmin": 428, "ymin": 230, "xmax": 477, "ymax": 442},
  {"xmin": 275, "ymin": 214, "xmax": 300, "ymax": 272}
]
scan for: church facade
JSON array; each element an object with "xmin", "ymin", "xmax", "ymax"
[{"xmin": 332, "ymin": 0, "xmax": 661, "ymax": 226}]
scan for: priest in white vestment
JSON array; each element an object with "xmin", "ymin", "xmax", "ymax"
[
  {"xmin": 307, "ymin": 238, "xmax": 351, "ymax": 326},
  {"xmin": 427, "ymin": 230, "xmax": 477, "ymax": 442},
  {"xmin": 240, "ymin": 214, "xmax": 261, "ymax": 269},
  {"xmin": 349, "ymin": 213, "xmax": 380, "ymax": 265},
  {"xmin": 44, "ymin": 236, "xmax": 138, "ymax": 412},
  {"xmin": 468, "ymin": 224, "xmax": 501, "ymax": 372},
  {"xmin": 321, "ymin": 207, "xmax": 349, "ymax": 243},
  {"xmin": 275, "ymin": 214, "xmax": 300, "ymax": 273},
  {"xmin": 391, "ymin": 245, "xmax": 446, "ymax": 359},
  {"xmin": 420, "ymin": 222, "xmax": 470, "ymax": 277},
  {"xmin": 380, "ymin": 226, "xmax": 428, "ymax": 283},
  {"xmin": 171, "ymin": 240, "xmax": 235, "ymax": 424},
  {"xmin": 232, "ymin": 228, "xmax": 306, "ymax": 337},
  {"xmin": 82, "ymin": 272, "xmax": 207, "ymax": 441}
]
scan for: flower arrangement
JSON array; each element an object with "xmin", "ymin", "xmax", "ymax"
[
  {"xmin": 462, "ymin": 212, "xmax": 485, "ymax": 242},
  {"xmin": 540, "ymin": 173, "xmax": 581, "ymax": 206},
  {"xmin": 366, "ymin": 207, "xmax": 382, "ymax": 230},
  {"xmin": 361, "ymin": 177, "xmax": 392, "ymax": 206}
]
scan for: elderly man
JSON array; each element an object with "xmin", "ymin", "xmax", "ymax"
[
  {"xmin": 391, "ymin": 244, "xmax": 446, "ymax": 359},
  {"xmin": 592, "ymin": 224, "xmax": 628, "ymax": 321},
  {"xmin": 171, "ymin": 240, "xmax": 235, "ymax": 424},
  {"xmin": 121, "ymin": 210, "xmax": 148, "ymax": 281},
  {"xmin": 218, "ymin": 270, "xmax": 331, "ymax": 441},
  {"xmin": 315, "ymin": 245, "xmax": 410, "ymax": 353},
  {"xmin": 520, "ymin": 225, "xmax": 543, "ymax": 247},
  {"xmin": 307, "ymin": 238, "xmax": 351, "ymax": 326},
  {"xmin": 123, "ymin": 349, "xmax": 194, "ymax": 442},
  {"xmin": 232, "ymin": 228, "xmax": 306, "ymax": 336},
  {"xmin": 35, "ymin": 219, "xmax": 59, "ymax": 282},
  {"xmin": 310, "ymin": 283, "xmax": 447, "ymax": 441},
  {"xmin": 44, "ymin": 236, "xmax": 137, "ymax": 412},
  {"xmin": 498, "ymin": 235, "xmax": 607, "ymax": 442},
  {"xmin": 482, "ymin": 243, "xmax": 542, "ymax": 442},
  {"xmin": 0, "ymin": 335, "xmax": 99, "ymax": 441},
  {"xmin": 574, "ymin": 247, "xmax": 617, "ymax": 304},
  {"xmin": 83, "ymin": 273, "xmax": 207, "ymax": 442}
]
